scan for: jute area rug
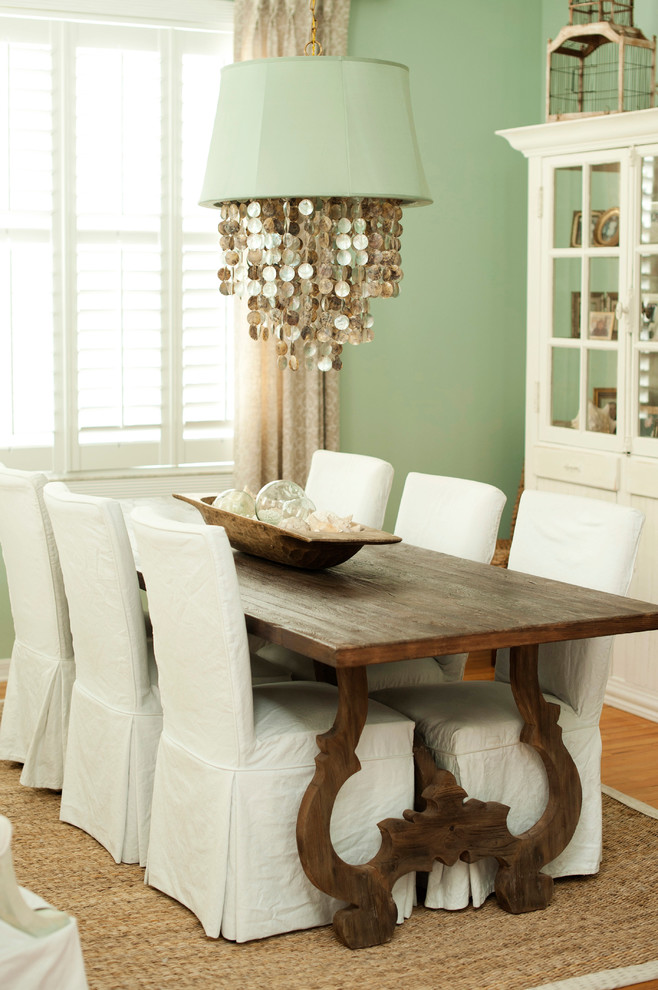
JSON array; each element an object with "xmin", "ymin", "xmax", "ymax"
[{"xmin": 1, "ymin": 760, "xmax": 657, "ymax": 990}]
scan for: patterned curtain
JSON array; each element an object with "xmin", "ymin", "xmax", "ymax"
[{"xmin": 230, "ymin": 0, "xmax": 351, "ymax": 494}]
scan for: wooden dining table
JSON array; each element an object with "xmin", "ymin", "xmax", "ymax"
[{"xmin": 233, "ymin": 540, "xmax": 658, "ymax": 950}]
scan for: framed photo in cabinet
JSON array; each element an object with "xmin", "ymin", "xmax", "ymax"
[
  {"xmin": 593, "ymin": 387, "xmax": 617, "ymax": 410},
  {"xmin": 572, "ymin": 292, "xmax": 618, "ymax": 337},
  {"xmin": 571, "ymin": 292, "xmax": 580, "ymax": 337},
  {"xmin": 593, "ymin": 207, "xmax": 620, "ymax": 247},
  {"xmin": 570, "ymin": 209, "xmax": 603, "ymax": 247},
  {"xmin": 589, "ymin": 311, "xmax": 616, "ymax": 339}
]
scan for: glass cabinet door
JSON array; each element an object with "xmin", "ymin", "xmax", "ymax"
[
  {"xmin": 634, "ymin": 156, "xmax": 658, "ymax": 451},
  {"xmin": 548, "ymin": 159, "xmax": 622, "ymax": 443}
]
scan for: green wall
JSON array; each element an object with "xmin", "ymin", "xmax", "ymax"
[
  {"xmin": 342, "ymin": 0, "xmax": 658, "ymax": 534},
  {"xmin": 342, "ymin": 0, "xmax": 544, "ymax": 533}
]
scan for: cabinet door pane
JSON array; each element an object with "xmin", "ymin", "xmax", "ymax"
[
  {"xmin": 551, "ymin": 347, "xmax": 579, "ymax": 427},
  {"xmin": 554, "ymin": 166, "xmax": 582, "ymax": 249},
  {"xmin": 588, "ymin": 256, "xmax": 619, "ymax": 341},
  {"xmin": 638, "ymin": 351, "xmax": 658, "ymax": 436},
  {"xmin": 640, "ymin": 156, "xmax": 658, "ymax": 245},
  {"xmin": 587, "ymin": 349, "xmax": 617, "ymax": 434},
  {"xmin": 591, "ymin": 163, "xmax": 620, "ymax": 249},
  {"xmin": 554, "ymin": 257, "xmax": 582, "ymax": 338},
  {"xmin": 640, "ymin": 255, "xmax": 658, "ymax": 340}
]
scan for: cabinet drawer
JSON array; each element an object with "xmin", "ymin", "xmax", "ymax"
[{"xmin": 533, "ymin": 446, "xmax": 621, "ymax": 491}]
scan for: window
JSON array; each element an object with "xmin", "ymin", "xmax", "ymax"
[{"xmin": 0, "ymin": 2, "xmax": 234, "ymax": 480}]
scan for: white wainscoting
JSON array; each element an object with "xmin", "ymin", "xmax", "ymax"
[{"xmin": 64, "ymin": 471, "xmax": 234, "ymax": 499}]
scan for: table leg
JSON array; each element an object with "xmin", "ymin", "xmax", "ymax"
[
  {"xmin": 296, "ymin": 644, "xmax": 582, "ymax": 948},
  {"xmin": 493, "ymin": 642, "xmax": 583, "ymax": 913},
  {"xmin": 296, "ymin": 665, "xmax": 399, "ymax": 948},
  {"xmin": 297, "ymin": 666, "xmax": 520, "ymax": 948}
]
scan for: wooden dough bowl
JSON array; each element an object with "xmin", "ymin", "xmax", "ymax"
[{"xmin": 173, "ymin": 494, "xmax": 401, "ymax": 569}]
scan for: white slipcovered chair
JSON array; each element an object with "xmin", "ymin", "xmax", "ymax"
[
  {"xmin": 43, "ymin": 483, "xmax": 162, "ymax": 866},
  {"xmin": 0, "ymin": 815, "xmax": 88, "ymax": 989},
  {"xmin": 395, "ymin": 472, "xmax": 505, "ymax": 560},
  {"xmin": 117, "ymin": 494, "xmax": 291, "ymax": 686},
  {"xmin": 0, "ymin": 465, "xmax": 75, "ymax": 789},
  {"xmin": 132, "ymin": 508, "xmax": 415, "ymax": 942},
  {"xmin": 260, "ymin": 472, "xmax": 506, "ymax": 688},
  {"xmin": 254, "ymin": 448, "xmax": 395, "ymax": 676},
  {"xmin": 364, "ymin": 472, "xmax": 507, "ymax": 691},
  {"xmin": 372, "ymin": 490, "xmax": 645, "ymax": 910},
  {"xmin": 303, "ymin": 448, "xmax": 394, "ymax": 529}
]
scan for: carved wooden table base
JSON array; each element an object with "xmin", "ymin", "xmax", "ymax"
[{"xmin": 296, "ymin": 644, "xmax": 583, "ymax": 949}]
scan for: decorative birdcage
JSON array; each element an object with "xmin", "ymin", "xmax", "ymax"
[{"xmin": 547, "ymin": 1, "xmax": 656, "ymax": 120}]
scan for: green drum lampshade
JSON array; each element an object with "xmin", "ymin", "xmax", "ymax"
[
  {"xmin": 200, "ymin": 56, "xmax": 431, "ymax": 207},
  {"xmin": 200, "ymin": 56, "xmax": 432, "ymax": 372}
]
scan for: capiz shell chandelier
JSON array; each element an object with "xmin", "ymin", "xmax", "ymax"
[{"xmin": 199, "ymin": 54, "xmax": 431, "ymax": 372}]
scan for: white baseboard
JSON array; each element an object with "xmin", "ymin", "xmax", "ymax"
[
  {"xmin": 605, "ymin": 675, "xmax": 658, "ymax": 723},
  {"xmin": 0, "ymin": 658, "xmax": 9, "ymax": 682}
]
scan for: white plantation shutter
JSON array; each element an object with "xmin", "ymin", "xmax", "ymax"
[
  {"xmin": 180, "ymin": 46, "xmax": 234, "ymax": 462},
  {"xmin": 76, "ymin": 245, "xmax": 163, "ymax": 446},
  {"xmin": 0, "ymin": 5, "xmax": 233, "ymax": 476},
  {"xmin": 0, "ymin": 21, "xmax": 54, "ymax": 466}
]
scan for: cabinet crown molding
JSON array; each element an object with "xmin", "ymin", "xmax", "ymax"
[{"xmin": 497, "ymin": 107, "xmax": 658, "ymax": 158}]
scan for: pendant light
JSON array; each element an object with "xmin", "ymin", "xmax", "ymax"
[{"xmin": 200, "ymin": 1, "xmax": 431, "ymax": 371}]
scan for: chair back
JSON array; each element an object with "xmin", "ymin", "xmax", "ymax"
[
  {"xmin": 43, "ymin": 483, "xmax": 152, "ymax": 710},
  {"xmin": 0, "ymin": 466, "xmax": 72, "ymax": 660},
  {"xmin": 497, "ymin": 489, "xmax": 645, "ymax": 722},
  {"xmin": 131, "ymin": 509, "xmax": 255, "ymax": 765},
  {"xmin": 395, "ymin": 472, "xmax": 506, "ymax": 563},
  {"xmin": 304, "ymin": 449, "xmax": 394, "ymax": 530}
]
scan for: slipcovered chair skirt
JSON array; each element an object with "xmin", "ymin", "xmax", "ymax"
[{"xmin": 0, "ymin": 465, "xmax": 75, "ymax": 789}]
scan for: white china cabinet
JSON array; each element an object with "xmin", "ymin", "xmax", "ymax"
[{"xmin": 500, "ymin": 108, "xmax": 658, "ymax": 722}]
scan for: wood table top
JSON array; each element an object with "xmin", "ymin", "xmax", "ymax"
[{"xmin": 234, "ymin": 541, "xmax": 658, "ymax": 667}]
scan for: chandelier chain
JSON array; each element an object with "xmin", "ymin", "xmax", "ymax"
[{"xmin": 304, "ymin": 0, "xmax": 323, "ymax": 56}]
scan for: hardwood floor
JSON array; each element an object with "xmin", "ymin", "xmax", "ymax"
[
  {"xmin": 1, "ymin": 666, "xmax": 657, "ymax": 988},
  {"xmin": 600, "ymin": 703, "xmax": 658, "ymax": 808}
]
